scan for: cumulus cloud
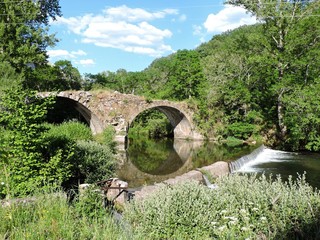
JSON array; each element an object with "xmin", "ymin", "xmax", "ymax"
[
  {"xmin": 53, "ymin": 5, "xmax": 177, "ymax": 57},
  {"xmin": 47, "ymin": 49, "xmax": 87, "ymax": 59},
  {"xmin": 204, "ymin": 5, "xmax": 257, "ymax": 33},
  {"xmin": 79, "ymin": 59, "xmax": 95, "ymax": 66}
]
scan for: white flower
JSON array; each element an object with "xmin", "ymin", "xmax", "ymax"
[
  {"xmin": 224, "ymin": 216, "xmax": 238, "ymax": 222},
  {"xmin": 211, "ymin": 221, "xmax": 218, "ymax": 225},
  {"xmin": 241, "ymin": 227, "xmax": 249, "ymax": 231},
  {"xmin": 220, "ymin": 210, "xmax": 228, "ymax": 214},
  {"xmin": 260, "ymin": 216, "xmax": 267, "ymax": 221},
  {"xmin": 218, "ymin": 225, "xmax": 227, "ymax": 231},
  {"xmin": 229, "ymin": 220, "xmax": 237, "ymax": 225},
  {"xmin": 252, "ymin": 207, "xmax": 259, "ymax": 212},
  {"xmin": 239, "ymin": 209, "xmax": 247, "ymax": 214},
  {"xmin": 1, "ymin": 182, "xmax": 4, "ymax": 185}
]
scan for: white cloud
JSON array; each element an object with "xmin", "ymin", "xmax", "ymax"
[
  {"xmin": 204, "ymin": 5, "xmax": 257, "ymax": 33},
  {"xmin": 103, "ymin": 5, "xmax": 178, "ymax": 22},
  {"xmin": 71, "ymin": 50, "xmax": 87, "ymax": 56},
  {"xmin": 179, "ymin": 14, "xmax": 187, "ymax": 22},
  {"xmin": 53, "ymin": 5, "xmax": 177, "ymax": 57},
  {"xmin": 47, "ymin": 49, "xmax": 87, "ymax": 59},
  {"xmin": 79, "ymin": 59, "xmax": 95, "ymax": 66}
]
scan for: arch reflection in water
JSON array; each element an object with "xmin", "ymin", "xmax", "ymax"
[{"xmin": 117, "ymin": 138, "xmax": 201, "ymax": 188}]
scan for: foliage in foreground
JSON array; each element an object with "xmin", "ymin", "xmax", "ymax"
[
  {"xmin": 125, "ymin": 174, "xmax": 320, "ymax": 239},
  {"xmin": 0, "ymin": 189, "xmax": 128, "ymax": 240},
  {"xmin": 0, "ymin": 88, "xmax": 116, "ymax": 198}
]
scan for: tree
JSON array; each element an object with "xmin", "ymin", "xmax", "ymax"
[
  {"xmin": 0, "ymin": 0, "xmax": 61, "ymax": 73},
  {"xmin": 0, "ymin": 61, "xmax": 23, "ymax": 94},
  {"xmin": 225, "ymin": 0, "xmax": 320, "ymax": 142},
  {"xmin": 0, "ymin": 87, "xmax": 74, "ymax": 197},
  {"xmin": 26, "ymin": 60, "xmax": 82, "ymax": 91},
  {"xmin": 168, "ymin": 50, "xmax": 207, "ymax": 100}
]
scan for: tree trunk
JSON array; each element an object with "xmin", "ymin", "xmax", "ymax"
[{"xmin": 277, "ymin": 88, "xmax": 287, "ymax": 140}]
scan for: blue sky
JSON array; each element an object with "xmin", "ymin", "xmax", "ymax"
[{"xmin": 48, "ymin": 0, "xmax": 257, "ymax": 75}]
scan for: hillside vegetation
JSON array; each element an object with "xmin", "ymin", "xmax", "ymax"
[{"xmin": 85, "ymin": 1, "xmax": 320, "ymax": 151}]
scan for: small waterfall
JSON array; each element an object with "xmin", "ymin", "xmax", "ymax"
[
  {"xmin": 229, "ymin": 145, "xmax": 298, "ymax": 173},
  {"xmin": 229, "ymin": 145, "xmax": 266, "ymax": 173}
]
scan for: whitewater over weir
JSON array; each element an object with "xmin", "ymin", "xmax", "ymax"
[{"xmin": 229, "ymin": 145, "xmax": 299, "ymax": 173}]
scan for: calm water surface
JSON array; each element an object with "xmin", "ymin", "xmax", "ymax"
[{"xmin": 116, "ymin": 138, "xmax": 258, "ymax": 188}]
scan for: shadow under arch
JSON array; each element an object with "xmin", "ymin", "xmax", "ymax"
[
  {"xmin": 128, "ymin": 105, "xmax": 194, "ymax": 140},
  {"xmin": 47, "ymin": 96, "xmax": 104, "ymax": 135}
]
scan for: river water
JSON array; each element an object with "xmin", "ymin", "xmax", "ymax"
[
  {"xmin": 231, "ymin": 146, "xmax": 320, "ymax": 189},
  {"xmin": 116, "ymin": 138, "xmax": 258, "ymax": 188},
  {"xmin": 117, "ymin": 139, "xmax": 320, "ymax": 189}
]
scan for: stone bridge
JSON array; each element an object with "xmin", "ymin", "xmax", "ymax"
[{"xmin": 40, "ymin": 90, "xmax": 203, "ymax": 147}]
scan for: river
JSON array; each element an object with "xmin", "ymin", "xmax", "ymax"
[
  {"xmin": 231, "ymin": 146, "xmax": 320, "ymax": 189},
  {"xmin": 116, "ymin": 138, "xmax": 258, "ymax": 188},
  {"xmin": 117, "ymin": 139, "xmax": 320, "ymax": 189}
]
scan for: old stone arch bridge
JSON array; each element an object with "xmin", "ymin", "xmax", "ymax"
[{"xmin": 40, "ymin": 91, "xmax": 204, "ymax": 147}]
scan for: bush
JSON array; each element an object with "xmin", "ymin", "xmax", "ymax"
[
  {"xmin": 45, "ymin": 121, "xmax": 93, "ymax": 141},
  {"xmin": 125, "ymin": 174, "xmax": 320, "ymax": 239},
  {"xmin": 227, "ymin": 122, "xmax": 257, "ymax": 140},
  {"xmin": 93, "ymin": 126, "xmax": 116, "ymax": 151},
  {"xmin": 74, "ymin": 140, "xmax": 115, "ymax": 184}
]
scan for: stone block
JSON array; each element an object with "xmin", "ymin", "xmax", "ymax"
[
  {"xmin": 163, "ymin": 170, "xmax": 203, "ymax": 185},
  {"xmin": 199, "ymin": 161, "xmax": 230, "ymax": 178}
]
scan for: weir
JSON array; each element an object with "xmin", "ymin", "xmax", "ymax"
[{"xmin": 229, "ymin": 145, "xmax": 266, "ymax": 173}]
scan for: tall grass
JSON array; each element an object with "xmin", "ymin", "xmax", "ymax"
[
  {"xmin": 0, "ymin": 188, "xmax": 129, "ymax": 240},
  {"xmin": 125, "ymin": 173, "xmax": 320, "ymax": 239}
]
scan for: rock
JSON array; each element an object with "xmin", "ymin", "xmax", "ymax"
[
  {"xmin": 199, "ymin": 161, "xmax": 230, "ymax": 178},
  {"xmin": 163, "ymin": 170, "xmax": 203, "ymax": 185},
  {"xmin": 106, "ymin": 178, "xmax": 128, "ymax": 208}
]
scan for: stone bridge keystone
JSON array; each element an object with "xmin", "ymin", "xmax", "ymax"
[{"xmin": 40, "ymin": 90, "xmax": 204, "ymax": 148}]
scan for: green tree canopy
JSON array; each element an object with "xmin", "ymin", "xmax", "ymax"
[{"xmin": 0, "ymin": 0, "xmax": 61, "ymax": 74}]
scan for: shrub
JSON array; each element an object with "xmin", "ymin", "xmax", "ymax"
[
  {"xmin": 227, "ymin": 122, "xmax": 257, "ymax": 140},
  {"xmin": 45, "ymin": 121, "xmax": 93, "ymax": 141},
  {"xmin": 74, "ymin": 140, "xmax": 115, "ymax": 184},
  {"xmin": 125, "ymin": 174, "xmax": 320, "ymax": 239},
  {"xmin": 93, "ymin": 126, "xmax": 116, "ymax": 151}
]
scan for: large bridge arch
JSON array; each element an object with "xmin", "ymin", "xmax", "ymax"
[{"xmin": 128, "ymin": 105, "xmax": 194, "ymax": 139}]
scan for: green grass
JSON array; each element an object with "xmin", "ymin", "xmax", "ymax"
[
  {"xmin": 2, "ymin": 174, "xmax": 320, "ymax": 239},
  {"xmin": 125, "ymin": 173, "xmax": 320, "ymax": 239},
  {"xmin": 0, "ymin": 189, "xmax": 130, "ymax": 240}
]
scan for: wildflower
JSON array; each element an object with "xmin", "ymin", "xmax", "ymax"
[
  {"xmin": 220, "ymin": 210, "xmax": 228, "ymax": 215},
  {"xmin": 229, "ymin": 220, "xmax": 237, "ymax": 225},
  {"xmin": 241, "ymin": 227, "xmax": 249, "ymax": 231},
  {"xmin": 260, "ymin": 216, "xmax": 267, "ymax": 221},
  {"xmin": 239, "ymin": 209, "xmax": 247, "ymax": 214},
  {"xmin": 252, "ymin": 207, "xmax": 259, "ymax": 212},
  {"xmin": 224, "ymin": 216, "xmax": 238, "ymax": 222},
  {"xmin": 218, "ymin": 225, "xmax": 226, "ymax": 231}
]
